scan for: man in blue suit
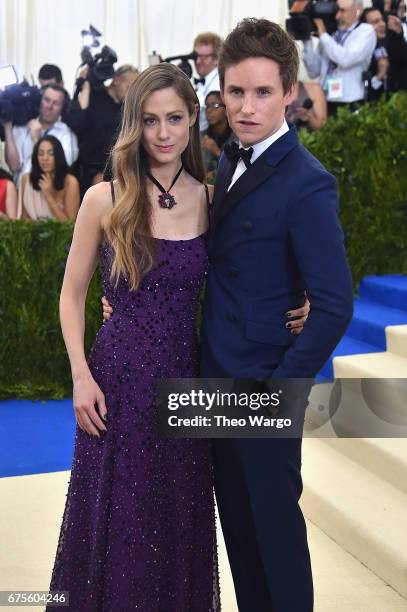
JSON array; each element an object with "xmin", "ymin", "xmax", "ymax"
[{"xmin": 200, "ymin": 18, "xmax": 354, "ymax": 612}]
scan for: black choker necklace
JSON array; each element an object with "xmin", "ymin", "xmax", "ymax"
[{"xmin": 146, "ymin": 165, "xmax": 183, "ymax": 209}]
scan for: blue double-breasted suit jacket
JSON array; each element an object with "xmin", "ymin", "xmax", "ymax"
[{"xmin": 200, "ymin": 124, "xmax": 354, "ymax": 612}]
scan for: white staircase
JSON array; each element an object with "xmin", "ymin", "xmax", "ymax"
[{"xmin": 302, "ymin": 321, "xmax": 407, "ymax": 600}]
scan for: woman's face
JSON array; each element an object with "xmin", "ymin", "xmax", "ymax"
[
  {"xmin": 205, "ymin": 94, "xmax": 226, "ymax": 127},
  {"xmin": 37, "ymin": 140, "xmax": 55, "ymax": 173},
  {"xmin": 142, "ymin": 87, "xmax": 196, "ymax": 166}
]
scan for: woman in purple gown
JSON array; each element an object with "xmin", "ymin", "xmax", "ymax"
[{"xmin": 47, "ymin": 63, "xmax": 220, "ymax": 611}]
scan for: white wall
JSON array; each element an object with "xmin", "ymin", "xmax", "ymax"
[{"xmin": 0, "ymin": 0, "xmax": 290, "ymax": 94}]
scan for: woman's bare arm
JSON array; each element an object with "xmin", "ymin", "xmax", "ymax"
[
  {"xmin": 63, "ymin": 174, "xmax": 81, "ymax": 220},
  {"xmin": 304, "ymin": 82, "xmax": 327, "ymax": 131},
  {"xmin": 60, "ymin": 182, "xmax": 111, "ymax": 435},
  {"xmin": 6, "ymin": 181, "xmax": 18, "ymax": 219}
]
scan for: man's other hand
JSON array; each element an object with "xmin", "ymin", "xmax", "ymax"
[
  {"xmin": 285, "ymin": 297, "xmax": 310, "ymax": 335},
  {"xmin": 101, "ymin": 295, "xmax": 113, "ymax": 322}
]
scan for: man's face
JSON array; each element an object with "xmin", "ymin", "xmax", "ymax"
[
  {"xmin": 397, "ymin": 2, "xmax": 406, "ymax": 20},
  {"xmin": 113, "ymin": 71, "xmax": 138, "ymax": 101},
  {"xmin": 336, "ymin": 0, "xmax": 361, "ymax": 29},
  {"xmin": 366, "ymin": 9, "xmax": 387, "ymax": 38},
  {"xmin": 194, "ymin": 43, "xmax": 218, "ymax": 77},
  {"xmin": 222, "ymin": 57, "xmax": 295, "ymax": 148},
  {"xmin": 39, "ymin": 88, "xmax": 65, "ymax": 124}
]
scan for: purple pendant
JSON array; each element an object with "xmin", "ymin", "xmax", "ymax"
[{"xmin": 158, "ymin": 192, "xmax": 177, "ymax": 209}]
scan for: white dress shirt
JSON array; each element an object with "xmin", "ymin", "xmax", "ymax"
[
  {"xmin": 193, "ymin": 67, "xmax": 221, "ymax": 132},
  {"xmin": 12, "ymin": 119, "xmax": 79, "ymax": 185},
  {"xmin": 227, "ymin": 119, "xmax": 290, "ymax": 191},
  {"xmin": 303, "ymin": 22, "xmax": 376, "ymax": 103}
]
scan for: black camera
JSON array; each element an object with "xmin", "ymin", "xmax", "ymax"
[
  {"xmin": 286, "ymin": 0, "xmax": 338, "ymax": 41},
  {"xmin": 0, "ymin": 73, "xmax": 41, "ymax": 127},
  {"xmin": 79, "ymin": 25, "xmax": 118, "ymax": 85},
  {"xmin": 163, "ymin": 51, "xmax": 198, "ymax": 79}
]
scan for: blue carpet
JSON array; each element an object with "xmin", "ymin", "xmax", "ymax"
[
  {"xmin": 318, "ymin": 274, "xmax": 407, "ymax": 380},
  {"xmin": 359, "ymin": 275, "xmax": 407, "ymax": 312},
  {"xmin": 348, "ymin": 298, "xmax": 407, "ymax": 350},
  {"xmin": 0, "ymin": 399, "xmax": 75, "ymax": 478},
  {"xmin": 1, "ymin": 277, "xmax": 406, "ymax": 476}
]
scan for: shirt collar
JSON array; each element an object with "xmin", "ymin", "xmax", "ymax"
[
  {"xmin": 199, "ymin": 67, "xmax": 218, "ymax": 87},
  {"xmin": 239, "ymin": 119, "xmax": 289, "ymax": 164}
]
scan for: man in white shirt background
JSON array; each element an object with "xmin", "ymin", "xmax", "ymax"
[
  {"xmin": 3, "ymin": 84, "xmax": 78, "ymax": 185},
  {"xmin": 192, "ymin": 32, "xmax": 222, "ymax": 132},
  {"xmin": 303, "ymin": 0, "xmax": 376, "ymax": 115}
]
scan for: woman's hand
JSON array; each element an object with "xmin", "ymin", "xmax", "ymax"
[
  {"xmin": 285, "ymin": 296, "xmax": 310, "ymax": 335},
  {"xmin": 38, "ymin": 173, "xmax": 55, "ymax": 197},
  {"xmin": 296, "ymin": 106, "xmax": 312, "ymax": 124},
  {"xmin": 101, "ymin": 295, "xmax": 113, "ymax": 322},
  {"xmin": 202, "ymin": 135, "xmax": 221, "ymax": 158},
  {"xmin": 73, "ymin": 372, "xmax": 108, "ymax": 437}
]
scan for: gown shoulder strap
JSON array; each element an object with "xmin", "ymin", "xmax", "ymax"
[
  {"xmin": 204, "ymin": 183, "xmax": 211, "ymax": 210},
  {"xmin": 110, "ymin": 180, "xmax": 115, "ymax": 205}
]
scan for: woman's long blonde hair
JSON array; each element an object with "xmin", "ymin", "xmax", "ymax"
[{"xmin": 107, "ymin": 63, "xmax": 205, "ymax": 290}]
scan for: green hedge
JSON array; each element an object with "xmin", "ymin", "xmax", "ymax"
[
  {"xmin": 0, "ymin": 220, "xmax": 102, "ymax": 399},
  {"xmin": 300, "ymin": 93, "xmax": 407, "ymax": 284},
  {"xmin": 1, "ymin": 94, "xmax": 406, "ymax": 400}
]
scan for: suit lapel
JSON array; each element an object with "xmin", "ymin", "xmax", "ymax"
[
  {"xmin": 210, "ymin": 154, "xmax": 236, "ymax": 228},
  {"xmin": 210, "ymin": 124, "xmax": 300, "ymax": 230},
  {"xmin": 213, "ymin": 157, "xmax": 275, "ymax": 228}
]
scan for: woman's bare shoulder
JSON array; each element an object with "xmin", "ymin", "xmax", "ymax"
[
  {"xmin": 65, "ymin": 173, "xmax": 80, "ymax": 187},
  {"xmin": 79, "ymin": 181, "xmax": 114, "ymax": 225},
  {"xmin": 82, "ymin": 181, "xmax": 113, "ymax": 206}
]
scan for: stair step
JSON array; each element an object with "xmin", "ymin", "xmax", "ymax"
[
  {"xmin": 320, "ymin": 438, "xmax": 407, "ymax": 496},
  {"xmin": 347, "ymin": 299, "xmax": 407, "ymax": 350},
  {"xmin": 319, "ymin": 336, "xmax": 379, "ymax": 380},
  {"xmin": 301, "ymin": 438, "xmax": 407, "ymax": 598},
  {"xmin": 359, "ymin": 275, "xmax": 407, "ymax": 312},
  {"xmin": 333, "ymin": 351, "xmax": 407, "ymax": 377},
  {"xmin": 387, "ymin": 325, "xmax": 407, "ymax": 358}
]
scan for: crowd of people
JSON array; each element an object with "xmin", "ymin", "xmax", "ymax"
[{"xmin": 1, "ymin": 0, "xmax": 406, "ymax": 221}]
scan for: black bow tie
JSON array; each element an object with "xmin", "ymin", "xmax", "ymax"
[
  {"xmin": 224, "ymin": 142, "xmax": 254, "ymax": 168},
  {"xmin": 194, "ymin": 76, "xmax": 206, "ymax": 86}
]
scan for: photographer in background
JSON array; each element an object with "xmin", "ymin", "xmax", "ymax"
[
  {"xmin": 362, "ymin": 6, "xmax": 407, "ymax": 100},
  {"xmin": 396, "ymin": 0, "xmax": 407, "ymax": 39},
  {"xmin": 38, "ymin": 64, "xmax": 65, "ymax": 88},
  {"xmin": 303, "ymin": 0, "xmax": 376, "ymax": 115},
  {"xmin": 66, "ymin": 63, "xmax": 138, "ymax": 195},
  {"xmin": 3, "ymin": 84, "xmax": 78, "ymax": 185},
  {"xmin": 192, "ymin": 32, "xmax": 222, "ymax": 132},
  {"xmin": 285, "ymin": 80, "xmax": 327, "ymax": 131}
]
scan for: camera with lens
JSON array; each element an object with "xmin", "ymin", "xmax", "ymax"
[
  {"xmin": 78, "ymin": 25, "xmax": 118, "ymax": 87},
  {"xmin": 0, "ymin": 65, "xmax": 41, "ymax": 128},
  {"xmin": 148, "ymin": 50, "xmax": 198, "ymax": 79},
  {"xmin": 286, "ymin": 0, "xmax": 338, "ymax": 41}
]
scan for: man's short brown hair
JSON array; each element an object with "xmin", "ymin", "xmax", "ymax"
[
  {"xmin": 114, "ymin": 64, "xmax": 139, "ymax": 78},
  {"xmin": 193, "ymin": 32, "xmax": 223, "ymax": 57},
  {"xmin": 218, "ymin": 18, "xmax": 299, "ymax": 94}
]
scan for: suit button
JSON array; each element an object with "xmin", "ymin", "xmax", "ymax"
[
  {"xmin": 225, "ymin": 312, "xmax": 237, "ymax": 322},
  {"xmin": 242, "ymin": 220, "xmax": 253, "ymax": 232},
  {"xmin": 228, "ymin": 266, "xmax": 239, "ymax": 277}
]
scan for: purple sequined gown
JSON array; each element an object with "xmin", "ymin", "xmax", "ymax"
[{"xmin": 47, "ymin": 236, "xmax": 220, "ymax": 612}]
